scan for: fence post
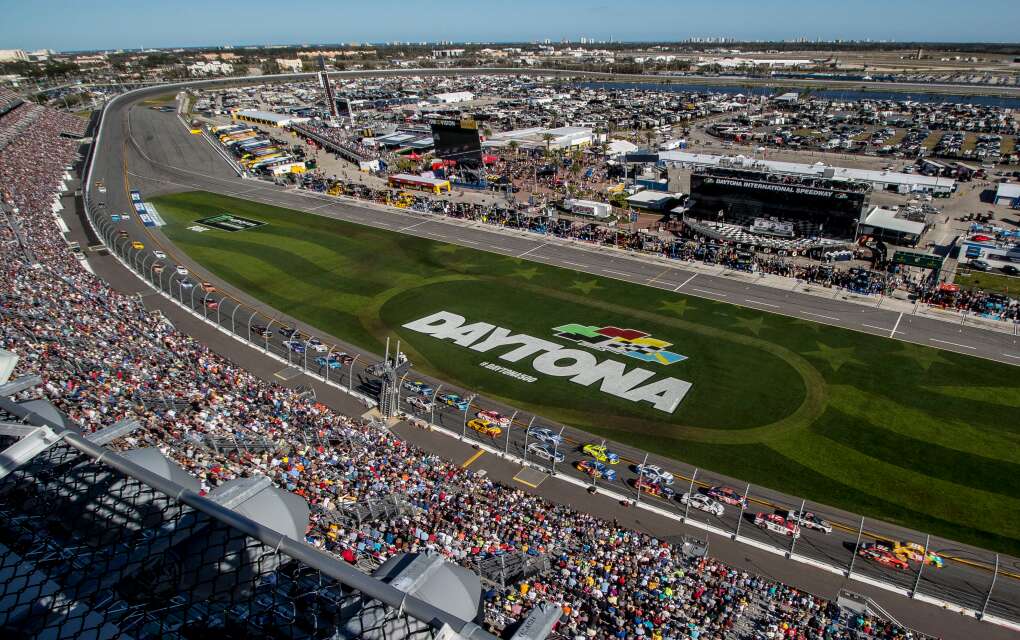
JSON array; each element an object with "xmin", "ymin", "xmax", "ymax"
[
  {"xmin": 460, "ymin": 394, "xmax": 476, "ymax": 440},
  {"xmin": 980, "ymin": 554, "xmax": 999, "ymax": 619},
  {"xmin": 430, "ymin": 384, "xmax": 443, "ymax": 427},
  {"xmin": 247, "ymin": 310, "xmax": 257, "ymax": 343},
  {"xmin": 789, "ymin": 498, "xmax": 806, "ymax": 557},
  {"xmin": 683, "ymin": 468, "xmax": 698, "ymax": 521},
  {"xmin": 503, "ymin": 411, "xmax": 519, "ymax": 457},
  {"xmin": 551, "ymin": 425, "xmax": 566, "ymax": 475},
  {"xmin": 911, "ymin": 533, "xmax": 931, "ymax": 597},
  {"xmin": 847, "ymin": 516, "xmax": 865, "ymax": 577},
  {"xmin": 349, "ymin": 355, "xmax": 360, "ymax": 393},
  {"xmin": 634, "ymin": 452, "xmax": 649, "ymax": 505},
  {"xmin": 733, "ymin": 483, "xmax": 750, "ymax": 538}
]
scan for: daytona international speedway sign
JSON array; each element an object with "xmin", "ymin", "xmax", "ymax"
[{"xmin": 403, "ymin": 311, "xmax": 692, "ymax": 413}]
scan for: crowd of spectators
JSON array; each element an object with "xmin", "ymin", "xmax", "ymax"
[
  {"xmin": 1, "ymin": 97, "xmax": 934, "ymax": 639},
  {"xmin": 293, "ymin": 122, "xmax": 383, "ymax": 161}
]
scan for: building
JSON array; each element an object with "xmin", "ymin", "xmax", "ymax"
[
  {"xmin": 687, "ymin": 166, "xmax": 872, "ymax": 240},
  {"xmin": 0, "ymin": 49, "xmax": 28, "ymax": 62},
  {"xmin": 428, "ymin": 91, "xmax": 474, "ymax": 104},
  {"xmin": 275, "ymin": 58, "xmax": 303, "ymax": 72},
  {"xmin": 232, "ymin": 109, "xmax": 309, "ymax": 127},
  {"xmin": 485, "ymin": 126, "xmax": 595, "ymax": 151},
  {"xmin": 188, "ymin": 60, "xmax": 234, "ymax": 76},
  {"xmin": 659, "ymin": 151, "xmax": 956, "ymax": 196},
  {"xmin": 994, "ymin": 182, "xmax": 1020, "ymax": 207},
  {"xmin": 432, "ymin": 48, "xmax": 466, "ymax": 58},
  {"xmin": 626, "ymin": 190, "xmax": 681, "ymax": 212},
  {"xmin": 857, "ymin": 206, "xmax": 927, "ymax": 247}
]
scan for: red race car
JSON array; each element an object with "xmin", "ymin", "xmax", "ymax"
[
  {"xmin": 858, "ymin": 547, "xmax": 909, "ymax": 571},
  {"xmin": 633, "ymin": 479, "xmax": 675, "ymax": 500},
  {"xmin": 706, "ymin": 486, "xmax": 748, "ymax": 508}
]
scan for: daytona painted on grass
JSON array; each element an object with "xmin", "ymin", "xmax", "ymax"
[{"xmin": 152, "ymin": 190, "xmax": 1020, "ymax": 556}]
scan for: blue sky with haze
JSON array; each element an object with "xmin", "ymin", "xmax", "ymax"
[{"xmin": 1, "ymin": 0, "xmax": 1017, "ymax": 51}]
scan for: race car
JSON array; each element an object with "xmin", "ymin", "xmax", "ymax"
[
  {"xmin": 175, "ymin": 265, "xmax": 189, "ymax": 276},
  {"xmin": 576, "ymin": 460, "xmax": 617, "ymax": 482},
  {"xmin": 109, "ymin": 214, "xmax": 123, "ymax": 223},
  {"xmin": 152, "ymin": 262, "xmax": 165, "ymax": 274},
  {"xmin": 403, "ymin": 380, "xmax": 434, "ymax": 396},
  {"xmin": 283, "ymin": 340, "xmax": 305, "ymax": 353},
  {"xmin": 131, "ymin": 241, "xmax": 145, "ymax": 250},
  {"xmin": 858, "ymin": 546, "xmax": 909, "ymax": 571},
  {"xmin": 333, "ymin": 352, "xmax": 355, "ymax": 364},
  {"xmin": 706, "ymin": 486, "xmax": 748, "ymax": 508},
  {"xmin": 633, "ymin": 478, "xmax": 674, "ymax": 500},
  {"xmin": 251, "ymin": 325, "xmax": 271, "ymax": 337},
  {"xmin": 439, "ymin": 394, "xmax": 470, "ymax": 411},
  {"xmin": 528, "ymin": 427, "xmax": 562, "ymax": 445},
  {"xmin": 892, "ymin": 542, "xmax": 945, "ymax": 568},
  {"xmin": 754, "ymin": 513, "xmax": 801, "ymax": 538},
  {"xmin": 475, "ymin": 410, "xmax": 510, "ymax": 428},
  {"xmin": 680, "ymin": 492, "xmax": 725, "ymax": 517},
  {"xmin": 278, "ymin": 326, "xmax": 299, "ymax": 338},
  {"xmin": 179, "ymin": 280, "xmax": 194, "ymax": 289},
  {"xmin": 635, "ymin": 464, "xmax": 674, "ymax": 486},
  {"xmin": 467, "ymin": 418, "xmax": 502, "ymax": 437},
  {"xmin": 203, "ymin": 298, "xmax": 219, "ymax": 310},
  {"xmin": 527, "ymin": 442, "xmax": 564, "ymax": 463},
  {"xmin": 315, "ymin": 356, "xmax": 343, "ymax": 370},
  {"xmin": 407, "ymin": 396, "xmax": 432, "ymax": 412},
  {"xmin": 305, "ymin": 338, "xmax": 328, "ymax": 353},
  {"xmin": 787, "ymin": 510, "xmax": 832, "ymax": 534},
  {"xmin": 95, "ymin": 180, "xmax": 106, "ymax": 193},
  {"xmin": 201, "ymin": 282, "xmax": 216, "ymax": 293},
  {"xmin": 582, "ymin": 443, "xmax": 620, "ymax": 464},
  {"xmin": 116, "ymin": 230, "xmax": 128, "ymax": 239},
  {"xmin": 152, "ymin": 250, "xmax": 167, "ymax": 259}
]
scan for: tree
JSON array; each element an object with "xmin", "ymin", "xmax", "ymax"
[{"xmin": 507, "ymin": 140, "xmax": 519, "ymax": 158}]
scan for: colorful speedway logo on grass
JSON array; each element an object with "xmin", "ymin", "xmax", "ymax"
[{"xmin": 552, "ymin": 324, "xmax": 687, "ymax": 366}]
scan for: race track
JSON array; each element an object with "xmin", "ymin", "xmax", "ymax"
[{"xmin": 79, "ymin": 83, "xmax": 1020, "ymax": 639}]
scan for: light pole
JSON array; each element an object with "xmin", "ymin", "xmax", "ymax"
[
  {"xmin": 429, "ymin": 384, "xmax": 443, "ymax": 427},
  {"xmin": 460, "ymin": 394, "xmax": 477, "ymax": 440},
  {"xmin": 682, "ymin": 469, "xmax": 698, "ymax": 521},
  {"xmin": 789, "ymin": 498, "xmax": 806, "ymax": 557},
  {"xmin": 911, "ymin": 534, "xmax": 931, "ymax": 597},
  {"xmin": 733, "ymin": 483, "xmax": 750, "ymax": 538},
  {"xmin": 847, "ymin": 516, "xmax": 866, "ymax": 578},
  {"xmin": 247, "ymin": 310, "xmax": 257, "ymax": 343},
  {"xmin": 550, "ymin": 425, "xmax": 566, "ymax": 475}
]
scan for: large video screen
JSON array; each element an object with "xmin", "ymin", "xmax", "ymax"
[{"xmin": 430, "ymin": 118, "xmax": 483, "ymax": 170}]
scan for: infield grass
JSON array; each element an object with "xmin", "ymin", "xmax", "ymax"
[{"xmin": 152, "ymin": 190, "xmax": 1020, "ymax": 556}]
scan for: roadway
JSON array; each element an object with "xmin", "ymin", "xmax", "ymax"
[{"xmin": 81, "ymin": 83, "xmax": 1020, "ymax": 638}]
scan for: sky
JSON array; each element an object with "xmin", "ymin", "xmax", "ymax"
[{"xmin": 1, "ymin": 0, "xmax": 1018, "ymax": 52}]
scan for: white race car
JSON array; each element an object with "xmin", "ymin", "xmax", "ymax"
[
  {"xmin": 527, "ymin": 442, "xmax": 564, "ymax": 463},
  {"xmin": 527, "ymin": 427, "xmax": 562, "ymax": 445},
  {"xmin": 407, "ymin": 396, "xmax": 432, "ymax": 412},
  {"xmin": 787, "ymin": 510, "xmax": 832, "ymax": 534},
  {"xmin": 153, "ymin": 250, "xmax": 167, "ymax": 259},
  {"xmin": 175, "ymin": 265, "xmax": 189, "ymax": 276},
  {"xmin": 305, "ymin": 338, "xmax": 328, "ymax": 353},
  {"xmin": 475, "ymin": 410, "xmax": 511, "ymax": 428},
  {"xmin": 636, "ymin": 464, "xmax": 674, "ymax": 486},
  {"xmin": 680, "ymin": 492, "xmax": 725, "ymax": 517},
  {"xmin": 755, "ymin": 513, "xmax": 801, "ymax": 538}
]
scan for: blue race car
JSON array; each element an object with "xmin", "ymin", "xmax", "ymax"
[
  {"xmin": 439, "ymin": 393, "xmax": 470, "ymax": 411},
  {"xmin": 403, "ymin": 380, "xmax": 434, "ymax": 396},
  {"xmin": 284, "ymin": 340, "xmax": 305, "ymax": 353},
  {"xmin": 315, "ymin": 356, "xmax": 342, "ymax": 370}
]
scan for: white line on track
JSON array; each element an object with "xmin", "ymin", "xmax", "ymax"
[
  {"xmin": 675, "ymin": 273, "xmax": 698, "ymax": 291},
  {"xmin": 517, "ymin": 243, "xmax": 546, "ymax": 258},
  {"xmin": 804, "ymin": 312, "xmax": 839, "ymax": 321},
  {"xmin": 460, "ymin": 239, "xmax": 480, "ymax": 246},
  {"xmin": 400, "ymin": 220, "xmax": 429, "ymax": 231},
  {"xmin": 602, "ymin": 269, "xmax": 633, "ymax": 277},
  {"xmin": 1002, "ymin": 353, "xmax": 1020, "ymax": 359},
  {"xmin": 930, "ymin": 338, "xmax": 976, "ymax": 350},
  {"xmin": 890, "ymin": 312, "xmax": 903, "ymax": 338},
  {"xmin": 692, "ymin": 287, "xmax": 726, "ymax": 297},
  {"xmin": 560, "ymin": 261, "xmax": 587, "ymax": 268},
  {"xmin": 861, "ymin": 324, "xmax": 892, "ymax": 332},
  {"xmin": 745, "ymin": 299, "xmax": 779, "ymax": 308}
]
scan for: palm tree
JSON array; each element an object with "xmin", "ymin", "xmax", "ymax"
[
  {"xmin": 541, "ymin": 133, "xmax": 556, "ymax": 158},
  {"xmin": 507, "ymin": 140, "xmax": 519, "ymax": 158}
]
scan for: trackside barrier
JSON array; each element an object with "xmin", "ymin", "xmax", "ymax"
[{"xmin": 84, "ymin": 80, "xmax": 1020, "ymax": 635}]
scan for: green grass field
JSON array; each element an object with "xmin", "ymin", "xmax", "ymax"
[
  {"xmin": 152, "ymin": 191, "xmax": 1020, "ymax": 555},
  {"xmin": 956, "ymin": 269, "xmax": 1020, "ymax": 296}
]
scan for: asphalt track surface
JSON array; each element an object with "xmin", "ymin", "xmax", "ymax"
[{"xmin": 79, "ymin": 86, "xmax": 1020, "ymax": 639}]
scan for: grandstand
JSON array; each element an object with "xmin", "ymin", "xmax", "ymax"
[{"xmin": 0, "ymin": 88, "xmax": 938, "ymax": 640}]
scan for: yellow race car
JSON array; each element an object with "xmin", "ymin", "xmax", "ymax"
[
  {"xmin": 582, "ymin": 443, "xmax": 620, "ymax": 464},
  {"xmin": 131, "ymin": 241, "xmax": 145, "ymax": 250},
  {"xmin": 467, "ymin": 418, "xmax": 502, "ymax": 437}
]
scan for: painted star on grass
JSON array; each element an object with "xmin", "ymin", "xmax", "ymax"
[
  {"xmin": 659, "ymin": 298, "xmax": 695, "ymax": 317},
  {"xmin": 789, "ymin": 317, "xmax": 823, "ymax": 333},
  {"xmin": 802, "ymin": 342, "xmax": 865, "ymax": 373},
  {"xmin": 512, "ymin": 266, "xmax": 541, "ymax": 280},
  {"xmin": 570, "ymin": 279, "xmax": 602, "ymax": 295},
  {"xmin": 894, "ymin": 342, "xmax": 951, "ymax": 371},
  {"xmin": 731, "ymin": 315, "xmax": 766, "ymax": 336}
]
